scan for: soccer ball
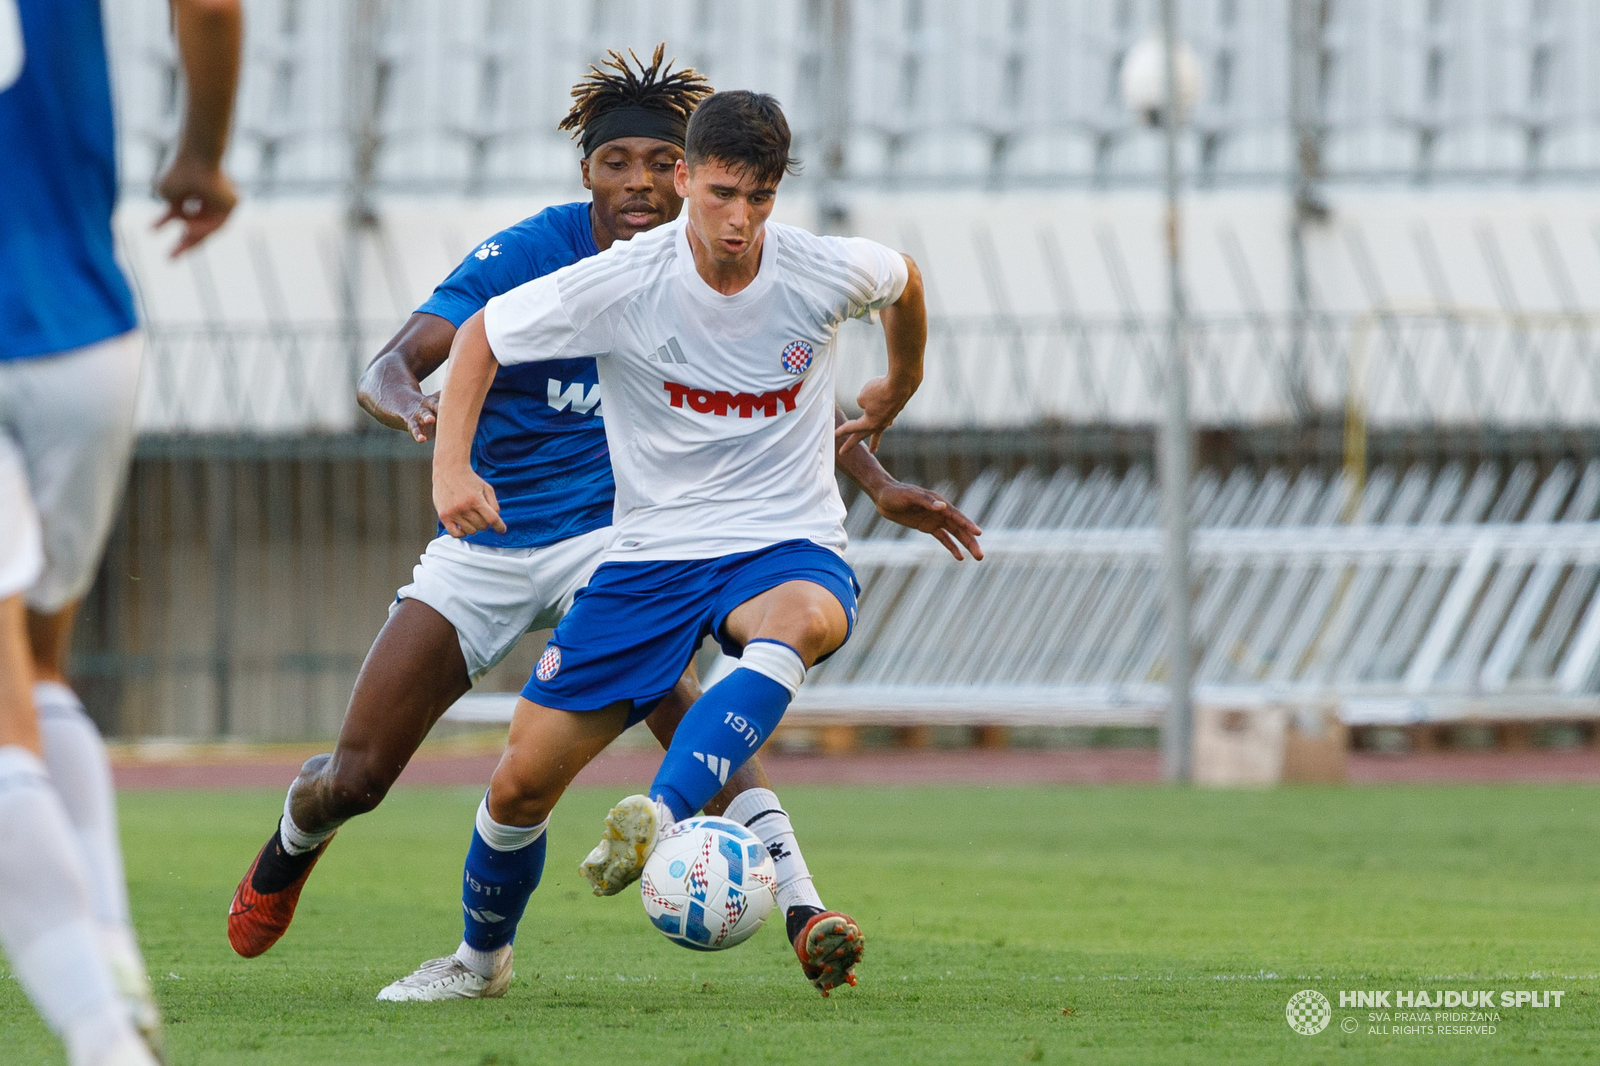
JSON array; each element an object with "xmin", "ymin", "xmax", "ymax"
[{"xmin": 639, "ymin": 816, "xmax": 776, "ymax": 951}]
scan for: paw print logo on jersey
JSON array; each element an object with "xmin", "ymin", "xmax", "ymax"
[
  {"xmin": 780, "ymin": 340, "xmax": 814, "ymax": 375},
  {"xmin": 474, "ymin": 241, "xmax": 501, "ymax": 261},
  {"xmin": 535, "ymin": 644, "xmax": 562, "ymax": 682}
]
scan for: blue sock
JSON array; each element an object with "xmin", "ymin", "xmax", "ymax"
[
  {"xmin": 461, "ymin": 797, "xmax": 548, "ymax": 952},
  {"xmin": 650, "ymin": 640, "xmax": 805, "ymax": 821}
]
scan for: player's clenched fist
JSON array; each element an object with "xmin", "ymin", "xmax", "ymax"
[{"xmin": 434, "ymin": 466, "xmax": 506, "ymax": 537}]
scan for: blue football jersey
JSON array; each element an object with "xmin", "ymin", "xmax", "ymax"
[
  {"xmin": 0, "ymin": 0, "xmax": 137, "ymax": 362},
  {"xmin": 417, "ymin": 201, "xmax": 614, "ymax": 549}
]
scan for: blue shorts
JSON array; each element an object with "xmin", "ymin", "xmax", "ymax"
[{"xmin": 523, "ymin": 539, "xmax": 859, "ymax": 721}]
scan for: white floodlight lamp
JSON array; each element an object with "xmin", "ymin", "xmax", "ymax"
[{"xmin": 1119, "ymin": 33, "xmax": 1201, "ymax": 127}]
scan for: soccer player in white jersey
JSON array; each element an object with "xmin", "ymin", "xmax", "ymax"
[
  {"xmin": 381, "ymin": 89, "xmax": 926, "ymax": 1000},
  {"xmin": 230, "ymin": 54, "xmax": 979, "ymax": 997},
  {"xmin": 0, "ymin": 0, "xmax": 241, "ymax": 1062}
]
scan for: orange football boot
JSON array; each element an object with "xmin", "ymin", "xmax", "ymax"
[{"xmin": 227, "ymin": 830, "xmax": 334, "ymax": 958}]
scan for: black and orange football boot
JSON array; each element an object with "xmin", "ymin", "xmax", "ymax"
[{"xmin": 227, "ymin": 828, "xmax": 334, "ymax": 958}]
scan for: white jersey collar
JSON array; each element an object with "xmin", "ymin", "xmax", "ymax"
[{"xmin": 674, "ymin": 218, "xmax": 777, "ymax": 309}]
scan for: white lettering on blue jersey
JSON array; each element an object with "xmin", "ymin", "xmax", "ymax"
[{"xmin": 547, "ymin": 379, "xmax": 602, "ymax": 416}]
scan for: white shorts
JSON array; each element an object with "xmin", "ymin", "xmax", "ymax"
[
  {"xmin": 0, "ymin": 332, "xmax": 143, "ymax": 612},
  {"xmin": 394, "ymin": 526, "xmax": 614, "ymax": 682}
]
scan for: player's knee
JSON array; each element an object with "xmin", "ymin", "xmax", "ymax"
[
  {"xmin": 487, "ymin": 763, "xmax": 558, "ymax": 827},
  {"xmin": 785, "ymin": 601, "xmax": 842, "ymax": 664}
]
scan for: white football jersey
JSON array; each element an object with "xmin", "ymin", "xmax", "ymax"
[{"xmin": 483, "ymin": 217, "xmax": 908, "ymax": 562}]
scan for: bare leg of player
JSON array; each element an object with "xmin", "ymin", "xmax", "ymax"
[
  {"xmin": 0, "ymin": 594, "xmax": 154, "ymax": 1066},
  {"xmin": 644, "ymin": 667, "xmax": 862, "ymax": 994},
  {"xmin": 228, "ymin": 599, "xmax": 470, "ymax": 958}
]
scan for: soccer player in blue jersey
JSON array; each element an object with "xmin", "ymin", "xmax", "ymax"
[
  {"xmin": 380, "ymin": 86, "xmax": 938, "ymax": 1003},
  {"xmin": 1, "ymin": 2, "xmax": 241, "ymax": 1062},
  {"xmin": 228, "ymin": 50, "xmax": 981, "ymax": 997}
]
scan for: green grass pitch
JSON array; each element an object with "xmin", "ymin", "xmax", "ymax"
[{"xmin": 2, "ymin": 783, "xmax": 1598, "ymax": 1064}]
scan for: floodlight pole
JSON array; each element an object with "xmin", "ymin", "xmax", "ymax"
[
  {"xmin": 1158, "ymin": 0, "xmax": 1195, "ymax": 784},
  {"xmin": 818, "ymin": 0, "xmax": 852, "ymax": 234},
  {"xmin": 342, "ymin": 0, "xmax": 384, "ymax": 387}
]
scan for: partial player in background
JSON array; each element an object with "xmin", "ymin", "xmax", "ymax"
[
  {"xmin": 227, "ymin": 49, "xmax": 980, "ymax": 1000},
  {"xmin": 0, "ymin": 0, "xmax": 240, "ymax": 1063},
  {"xmin": 385, "ymin": 88, "xmax": 929, "ymax": 1002}
]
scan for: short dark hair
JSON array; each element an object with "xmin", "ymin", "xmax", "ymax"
[{"xmin": 684, "ymin": 90, "xmax": 800, "ymax": 187}]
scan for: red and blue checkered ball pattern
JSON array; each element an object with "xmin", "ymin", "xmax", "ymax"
[
  {"xmin": 535, "ymin": 644, "xmax": 562, "ymax": 681},
  {"xmin": 780, "ymin": 340, "xmax": 814, "ymax": 375}
]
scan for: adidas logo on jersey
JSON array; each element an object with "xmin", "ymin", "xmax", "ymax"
[
  {"xmin": 663, "ymin": 379, "xmax": 803, "ymax": 418},
  {"xmin": 692, "ymin": 752, "xmax": 732, "ymax": 784},
  {"xmin": 648, "ymin": 337, "xmax": 690, "ymax": 364}
]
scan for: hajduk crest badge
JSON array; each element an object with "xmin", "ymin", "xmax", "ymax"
[
  {"xmin": 780, "ymin": 340, "xmax": 814, "ymax": 375},
  {"xmin": 536, "ymin": 644, "xmax": 562, "ymax": 682}
]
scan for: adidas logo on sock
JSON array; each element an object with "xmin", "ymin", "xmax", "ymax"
[
  {"xmin": 692, "ymin": 752, "xmax": 731, "ymax": 784},
  {"xmin": 465, "ymin": 907, "xmax": 506, "ymax": 923}
]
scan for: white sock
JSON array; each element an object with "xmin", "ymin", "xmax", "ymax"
[
  {"xmin": 33, "ymin": 682, "xmax": 159, "ymax": 1034},
  {"xmin": 279, "ymin": 788, "xmax": 338, "ymax": 856},
  {"xmin": 0, "ymin": 746, "xmax": 139, "ymax": 1066},
  {"xmin": 34, "ymin": 682, "xmax": 133, "ymax": 929},
  {"xmin": 453, "ymin": 940, "xmax": 502, "ymax": 979},
  {"xmin": 722, "ymin": 787, "xmax": 824, "ymax": 914},
  {"xmin": 473, "ymin": 796, "xmax": 548, "ymax": 852},
  {"xmin": 739, "ymin": 640, "xmax": 807, "ymax": 698}
]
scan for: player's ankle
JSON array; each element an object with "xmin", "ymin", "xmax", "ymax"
[
  {"xmin": 280, "ymin": 787, "xmax": 340, "ymax": 856},
  {"xmin": 453, "ymin": 940, "xmax": 504, "ymax": 979},
  {"xmin": 251, "ymin": 826, "xmax": 328, "ymax": 894},
  {"xmin": 785, "ymin": 905, "xmax": 825, "ymax": 944}
]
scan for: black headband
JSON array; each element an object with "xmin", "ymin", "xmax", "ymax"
[{"xmin": 580, "ymin": 106, "xmax": 688, "ymax": 157}]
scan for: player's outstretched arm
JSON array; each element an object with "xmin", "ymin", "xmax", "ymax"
[
  {"xmin": 837, "ymin": 254, "xmax": 926, "ymax": 456},
  {"xmin": 155, "ymin": 0, "xmax": 242, "ymax": 257},
  {"xmin": 357, "ymin": 313, "xmax": 459, "ymax": 441},
  {"xmin": 432, "ymin": 311, "xmax": 506, "ymax": 538},
  {"xmin": 833, "ymin": 408, "xmax": 983, "ymax": 561}
]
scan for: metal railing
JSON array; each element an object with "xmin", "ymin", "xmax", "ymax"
[
  {"xmin": 795, "ymin": 459, "xmax": 1600, "ymax": 726},
  {"xmin": 132, "ymin": 311, "xmax": 1600, "ymax": 436}
]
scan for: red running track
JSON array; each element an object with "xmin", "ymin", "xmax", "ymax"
[{"xmin": 109, "ymin": 746, "xmax": 1600, "ymax": 791}]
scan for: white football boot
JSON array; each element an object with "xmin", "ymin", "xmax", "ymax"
[
  {"xmin": 375, "ymin": 946, "xmax": 513, "ymax": 1001},
  {"xmin": 103, "ymin": 930, "xmax": 165, "ymax": 1063},
  {"xmin": 579, "ymin": 794, "xmax": 671, "ymax": 896}
]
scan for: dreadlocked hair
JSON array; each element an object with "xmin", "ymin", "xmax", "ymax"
[{"xmin": 559, "ymin": 44, "xmax": 712, "ymax": 143}]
